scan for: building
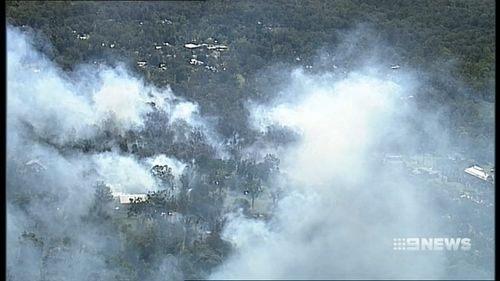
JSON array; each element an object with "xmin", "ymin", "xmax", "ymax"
[
  {"xmin": 189, "ymin": 58, "xmax": 204, "ymax": 66},
  {"xmin": 184, "ymin": 43, "xmax": 204, "ymax": 49},
  {"xmin": 77, "ymin": 33, "xmax": 90, "ymax": 40},
  {"xmin": 206, "ymin": 44, "xmax": 228, "ymax": 51},
  {"xmin": 185, "ymin": 42, "xmax": 228, "ymax": 51},
  {"xmin": 464, "ymin": 165, "xmax": 493, "ymax": 183},
  {"xmin": 25, "ymin": 159, "xmax": 47, "ymax": 172},
  {"xmin": 113, "ymin": 193, "xmax": 148, "ymax": 204}
]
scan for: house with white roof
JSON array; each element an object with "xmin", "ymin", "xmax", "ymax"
[
  {"xmin": 464, "ymin": 165, "xmax": 492, "ymax": 182},
  {"xmin": 113, "ymin": 193, "xmax": 148, "ymax": 204}
]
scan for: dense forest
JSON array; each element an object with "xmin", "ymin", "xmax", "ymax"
[
  {"xmin": 6, "ymin": 0, "xmax": 495, "ymax": 158},
  {"xmin": 6, "ymin": 1, "xmax": 495, "ymax": 280}
]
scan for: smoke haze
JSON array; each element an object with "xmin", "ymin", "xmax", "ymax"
[
  {"xmin": 210, "ymin": 41, "xmax": 494, "ymax": 279},
  {"xmin": 7, "ymin": 21, "xmax": 494, "ymax": 281}
]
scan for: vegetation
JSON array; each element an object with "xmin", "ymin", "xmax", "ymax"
[
  {"xmin": 6, "ymin": 1, "xmax": 495, "ymax": 280},
  {"xmin": 6, "ymin": 1, "xmax": 495, "ymax": 151}
]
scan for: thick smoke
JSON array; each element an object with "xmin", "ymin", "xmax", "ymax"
[
  {"xmin": 6, "ymin": 25, "xmax": 214, "ymax": 192},
  {"xmin": 7, "ymin": 23, "xmax": 493, "ymax": 280},
  {"xmin": 210, "ymin": 57, "xmax": 493, "ymax": 278},
  {"xmin": 7, "ymin": 25, "xmax": 223, "ymax": 147},
  {"xmin": 6, "ymin": 25, "xmax": 217, "ymax": 280}
]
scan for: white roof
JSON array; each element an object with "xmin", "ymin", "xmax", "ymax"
[
  {"xmin": 114, "ymin": 193, "xmax": 148, "ymax": 204},
  {"xmin": 207, "ymin": 45, "xmax": 228, "ymax": 50},
  {"xmin": 184, "ymin": 43, "xmax": 203, "ymax": 49},
  {"xmin": 25, "ymin": 159, "xmax": 47, "ymax": 170},
  {"xmin": 189, "ymin": 58, "xmax": 204, "ymax": 65},
  {"xmin": 472, "ymin": 165, "xmax": 484, "ymax": 171},
  {"xmin": 464, "ymin": 166, "xmax": 490, "ymax": 181},
  {"xmin": 186, "ymin": 43, "xmax": 227, "ymax": 50}
]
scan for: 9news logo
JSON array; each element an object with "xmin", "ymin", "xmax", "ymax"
[{"xmin": 393, "ymin": 237, "xmax": 471, "ymax": 251}]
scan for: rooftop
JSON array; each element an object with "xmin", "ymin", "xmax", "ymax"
[
  {"xmin": 113, "ymin": 193, "xmax": 148, "ymax": 204},
  {"xmin": 464, "ymin": 165, "xmax": 492, "ymax": 182}
]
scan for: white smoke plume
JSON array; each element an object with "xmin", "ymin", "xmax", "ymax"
[
  {"xmin": 211, "ymin": 64, "xmax": 493, "ymax": 279},
  {"xmin": 146, "ymin": 154, "xmax": 187, "ymax": 178},
  {"xmin": 7, "ymin": 25, "xmax": 216, "ymax": 194},
  {"xmin": 7, "ymin": 25, "xmax": 217, "ymax": 147},
  {"xmin": 7, "ymin": 22, "xmax": 493, "ymax": 280},
  {"xmin": 6, "ymin": 25, "xmax": 216, "ymax": 281},
  {"xmin": 90, "ymin": 153, "xmax": 158, "ymax": 194}
]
